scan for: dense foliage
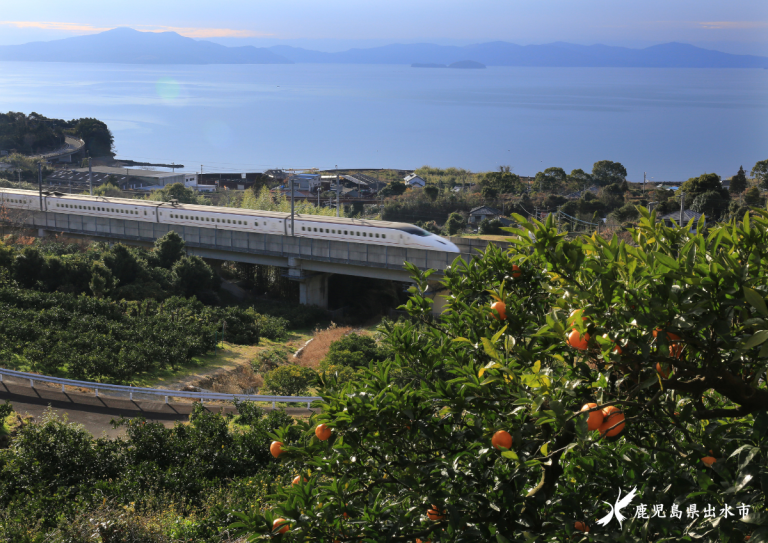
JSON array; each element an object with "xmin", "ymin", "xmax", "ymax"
[
  {"xmin": 0, "ymin": 112, "xmax": 114, "ymax": 157},
  {"xmin": 319, "ymin": 332, "xmax": 388, "ymax": 371},
  {"xmin": 263, "ymin": 365, "xmax": 317, "ymax": 396},
  {"xmin": 0, "ymin": 232, "xmax": 220, "ymax": 302},
  {"xmin": 0, "ymin": 404, "xmax": 301, "ymax": 541},
  {"xmin": 0, "ymin": 112, "xmax": 66, "ymax": 155},
  {"xmin": 0, "ymin": 289, "xmax": 270, "ymax": 381},
  {"xmin": 237, "ymin": 208, "xmax": 767, "ymax": 541}
]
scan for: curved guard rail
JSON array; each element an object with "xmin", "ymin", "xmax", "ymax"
[{"xmin": 0, "ymin": 367, "xmax": 320, "ymax": 409}]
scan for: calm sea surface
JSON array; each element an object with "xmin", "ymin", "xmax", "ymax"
[{"xmin": 1, "ymin": 62, "xmax": 766, "ymax": 180}]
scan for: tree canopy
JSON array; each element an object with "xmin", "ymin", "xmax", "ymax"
[
  {"xmin": 752, "ymin": 160, "xmax": 768, "ymax": 190},
  {"xmin": 237, "ymin": 209, "xmax": 768, "ymax": 541},
  {"xmin": 591, "ymin": 160, "xmax": 627, "ymax": 186},
  {"xmin": 72, "ymin": 117, "xmax": 114, "ymax": 157},
  {"xmin": 534, "ymin": 167, "xmax": 567, "ymax": 193},
  {"xmin": 479, "ymin": 171, "xmax": 522, "ymax": 195},
  {"xmin": 680, "ymin": 173, "xmax": 723, "ymax": 198},
  {"xmin": 730, "ymin": 166, "xmax": 748, "ymax": 194}
]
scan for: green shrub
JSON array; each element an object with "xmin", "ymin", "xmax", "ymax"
[
  {"xmin": 251, "ymin": 312, "xmax": 289, "ymax": 341},
  {"xmin": 478, "ymin": 217, "xmax": 504, "ymax": 235},
  {"xmin": 320, "ymin": 333, "xmax": 387, "ymax": 371},
  {"xmin": 248, "ymin": 300, "xmax": 328, "ymax": 330},
  {"xmin": 252, "ymin": 346, "xmax": 291, "ymax": 373},
  {"xmin": 262, "ymin": 365, "xmax": 316, "ymax": 396},
  {"xmin": 0, "ymin": 401, "xmax": 12, "ymax": 421}
]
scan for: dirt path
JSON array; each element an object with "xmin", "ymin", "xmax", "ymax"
[
  {"xmin": 150, "ymin": 333, "xmax": 312, "ymax": 393},
  {"xmin": 155, "ymin": 344, "xmax": 261, "ymax": 391}
]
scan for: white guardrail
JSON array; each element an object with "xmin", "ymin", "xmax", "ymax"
[{"xmin": 0, "ymin": 368, "xmax": 320, "ymax": 409}]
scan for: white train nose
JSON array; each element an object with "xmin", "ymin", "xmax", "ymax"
[{"xmin": 431, "ymin": 236, "xmax": 460, "ymax": 253}]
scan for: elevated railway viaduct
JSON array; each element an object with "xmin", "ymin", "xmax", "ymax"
[{"xmin": 8, "ymin": 211, "xmax": 507, "ymax": 310}]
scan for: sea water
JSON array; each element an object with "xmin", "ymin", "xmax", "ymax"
[{"xmin": 0, "ymin": 62, "xmax": 765, "ymax": 180}]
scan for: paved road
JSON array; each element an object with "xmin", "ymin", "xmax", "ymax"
[
  {"xmin": 33, "ymin": 136, "xmax": 85, "ymax": 161},
  {"xmin": 0, "ymin": 381, "xmax": 315, "ymax": 439}
]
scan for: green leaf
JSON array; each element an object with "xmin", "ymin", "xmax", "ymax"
[
  {"xmin": 492, "ymin": 324, "xmax": 508, "ymax": 343},
  {"xmin": 532, "ymin": 360, "xmax": 541, "ymax": 374},
  {"xmin": 501, "ymin": 450, "xmax": 518, "ymax": 460},
  {"xmin": 653, "ymin": 251, "xmax": 680, "ymax": 270},
  {"xmin": 742, "ymin": 330, "xmax": 768, "ymax": 350},
  {"xmin": 481, "ymin": 337, "xmax": 500, "ymax": 360},
  {"xmin": 743, "ymin": 287, "xmax": 768, "ymax": 317},
  {"xmin": 540, "ymin": 442, "xmax": 549, "ymax": 456}
]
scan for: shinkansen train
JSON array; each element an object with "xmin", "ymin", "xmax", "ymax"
[{"xmin": 0, "ymin": 188, "xmax": 460, "ymax": 252}]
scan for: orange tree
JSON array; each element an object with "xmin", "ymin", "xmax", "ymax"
[{"xmin": 231, "ymin": 208, "xmax": 767, "ymax": 541}]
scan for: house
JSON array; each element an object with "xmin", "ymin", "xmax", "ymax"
[
  {"xmin": 287, "ymin": 173, "xmax": 322, "ymax": 191},
  {"xmin": 658, "ymin": 209, "xmax": 706, "ymax": 232},
  {"xmin": 265, "ymin": 169, "xmax": 288, "ymax": 181},
  {"xmin": 469, "ymin": 205, "xmax": 502, "ymax": 224},
  {"xmin": 565, "ymin": 185, "xmax": 600, "ymax": 199},
  {"xmin": 403, "ymin": 173, "xmax": 426, "ymax": 188}
]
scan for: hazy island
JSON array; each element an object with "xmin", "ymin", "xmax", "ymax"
[{"xmin": 412, "ymin": 60, "xmax": 486, "ymax": 69}]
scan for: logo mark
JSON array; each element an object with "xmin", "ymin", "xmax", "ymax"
[{"xmin": 596, "ymin": 487, "xmax": 638, "ymax": 528}]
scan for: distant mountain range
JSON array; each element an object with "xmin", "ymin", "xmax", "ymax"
[
  {"xmin": 0, "ymin": 28, "xmax": 290, "ymax": 64},
  {"xmin": 0, "ymin": 28, "xmax": 766, "ymax": 68}
]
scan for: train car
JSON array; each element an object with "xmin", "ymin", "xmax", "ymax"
[{"xmin": 0, "ymin": 188, "xmax": 460, "ymax": 252}]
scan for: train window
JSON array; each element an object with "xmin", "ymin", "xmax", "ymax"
[
  {"xmin": 382, "ymin": 234, "xmax": 386, "ymax": 239},
  {"xmin": 313, "ymin": 228, "xmax": 317, "ymax": 232},
  {"xmin": 227, "ymin": 219, "xmax": 231, "ymax": 224},
  {"xmin": 344, "ymin": 230, "xmax": 348, "ymax": 235},
  {"xmin": 144, "ymin": 211, "xmax": 147, "ymax": 215},
  {"xmin": 326, "ymin": 229, "xmax": 330, "ymax": 233},
  {"xmin": 375, "ymin": 233, "xmax": 380, "ymax": 238},
  {"xmin": 357, "ymin": 232, "xmax": 360, "ymax": 236}
]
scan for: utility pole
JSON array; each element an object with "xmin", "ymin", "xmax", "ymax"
[
  {"xmin": 643, "ymin": 171, "xmax": 646, "ymax": 196},
  {"xmin": 679, "ymin": 191, "xmax": 685, "ymax": 225},
  {"xmin": 37, "ymin": 161, "xmax": 43, "ymax": 211},
  {"xmin": 336, "ymin": 167, "xmax": 340, "ymax": 217},
  {"xmin": 290, "ymin": 175, "xmax": 295, "ymax": 236},
  {"xmin": 88, "ymin": 155, "xmax": 93, "ymax": 196}
]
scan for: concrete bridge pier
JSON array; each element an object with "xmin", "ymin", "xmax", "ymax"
[
  {"xmin": 300, "ymin": 273, "xmax": 330, "ymax": 308},
  {"xmin": 288, "ymin": 257, "xmax": 331, "ymax": 309}
]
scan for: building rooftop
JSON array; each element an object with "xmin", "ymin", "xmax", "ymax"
[
  {"xmin": 470, "ymin": 205, "xmax": 502, "ymax": 215},
  {"xmin": 70, "ymin": 166, "xmax": 186, "ymax": 179}
]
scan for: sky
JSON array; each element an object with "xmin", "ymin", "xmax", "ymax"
[{"xmin": 1, "ymin": 0, "xmax": 767, "ymax": 55}]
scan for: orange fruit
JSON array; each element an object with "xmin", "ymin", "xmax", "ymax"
[
  {"xmin": 292, "ymin": 475, "xmax": 307, "ymax": 485},
  {"xmin": 653, "ymin": 328, "xmax": 681, "ymax": 341},
  {"xmin": 574, "ymin": 521, "xmax": 590, "ymax": 533},
  {"xmin": 702, "ymin": 456, "xmax": 717, "ymax": 467},
  {"xmin": 567, "ymin": 328, "xmax": 590, "ymax": 350},
  {"xmin": 427, "ymin": 505, "xmax": 446, "ymax": 521},
  {"xmin": 669, "ymin": 342, "xmax": 684, "ymax": 358},
  {"xmin": 511, "ymin": 264, "xmax": 522, "ymax": 278},
  {"xmin": 272, "ymin": 518, "xmax": 289, "ymax": 534},
  {"xmin": 656, "ymin": 362, "xmax": 671, "ymax": 379},
  {"xmin": 599, "ymin": 406, "xmax": 625, "ymax": 437},
  {"xmin": 580, "ymin": 403, "xmax": 604, "ymax": 431},
  {"xmin": 491, "ymin": 430, "xmax": 513, "ymax": 450},
  {"xmin": 270, "ymin": 441, "xmax": 284, "ymax": 458},
  {"xmin": 315, "ymin": 423, "xmax": 332, "ymax": 441},
  {"xmin": 491, "ymin": 301, "xmax": 507, "ymax": 320}
]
